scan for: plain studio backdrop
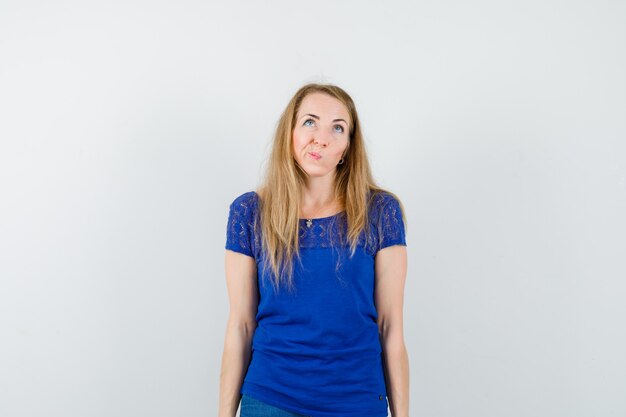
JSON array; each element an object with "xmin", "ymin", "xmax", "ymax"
[{"xmin": 0, "ymin": 1, "xmax": 624, "ymax": 416}]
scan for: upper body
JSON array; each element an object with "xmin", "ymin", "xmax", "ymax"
[{"xmin": 222, "ymin": 84, "xmax": 409, "ymax": 417}]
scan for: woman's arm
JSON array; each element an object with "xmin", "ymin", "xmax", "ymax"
[
  {"xmin": 218, "ymin": 250, "xmax": 259, "ymax": 417},
  {"xmin": 375, "ymin": 244, "xmax": 409, "ymax": 417}
]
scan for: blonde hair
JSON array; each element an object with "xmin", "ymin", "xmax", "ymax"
[{"xmin": 255, "ymin": 83, "xmax": 406, "ymax": 293}]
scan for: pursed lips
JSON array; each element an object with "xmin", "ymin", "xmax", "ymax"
[{"xmin": 308, "ymin": 152, "xmax": 321, "ymax": 159}]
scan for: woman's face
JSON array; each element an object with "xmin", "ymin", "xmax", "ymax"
[{"xmin": 292, "ymin": 92, "xmax": 350, "ymax": 179}]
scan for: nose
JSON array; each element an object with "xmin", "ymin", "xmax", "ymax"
[{"xmin": 313, "ymin": 130, "xmax": 331, "ymax": 147}]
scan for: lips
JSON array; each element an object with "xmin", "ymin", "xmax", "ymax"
[{"xmin": 308, "ymin": 152, "xmax": 321, "ymax": 160}]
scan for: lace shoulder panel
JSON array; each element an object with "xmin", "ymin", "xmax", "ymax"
[
  {"xmin": 372, "ymin": 192, "xmax": 407, "ymax": 254},
  {"xmin": 225, "ymin": 191, "xmax": 259, "ymax": 259}
]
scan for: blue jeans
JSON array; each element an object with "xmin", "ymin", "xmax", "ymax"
[{"xmin": 240, "ymin": 394, "xmax": 311, "ymax": 417}]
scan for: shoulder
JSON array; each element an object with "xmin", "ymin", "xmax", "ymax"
[
  {"xmin": 368, "ymin": 190, "xmax": 407, "ymax": 252},
  {"xmin": 227, "ymin": 191, "xmax": 261, "ymax": 226},
  {"xmin": 229, "ymin": 190, "xmax": 260, "ymax": 213},
  {"xmin": 368, "ymin": 190, "xmax": 403, "ymax": 216},
  {"xmin": 230, "ymin": 190, "xmax": 259, "ymax": 206},
  {"xmin": 226, "ymin": 191, "xmax": 261, "ymax": 259}
]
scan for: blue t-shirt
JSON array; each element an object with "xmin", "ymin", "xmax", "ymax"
[{"xmin": 225, "ymin": 190, "xmax": 407, "ymax": 417}]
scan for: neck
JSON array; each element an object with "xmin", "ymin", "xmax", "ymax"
[{"xmin": 300, "ymin": 176, "xmax": 340, "ymax": 216}]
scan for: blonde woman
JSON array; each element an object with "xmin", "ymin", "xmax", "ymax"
[{"xmin": 219, "ymin": 83, "xmax": 409, "ymax": 417}]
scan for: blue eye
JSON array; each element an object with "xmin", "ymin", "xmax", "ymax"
[
  {"xmin": 304, "ymin": 119, "xmax": 315, "ymax": 126},
  {"xmin": 334, "ymin": 125, "xmax": 344, "ymax": 133}
]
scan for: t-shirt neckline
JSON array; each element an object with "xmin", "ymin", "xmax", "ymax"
[{"xmin": 298, "ymin": 210, "xmax": 346, "ymax": 221}]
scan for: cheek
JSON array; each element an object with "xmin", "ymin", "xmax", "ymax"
[
  {"xmin": 337, "ymin": 139, "xmax": 349, "ymax": 153},
  {"xmin": 291, "ymin": 134, "xmax": 304, "ymax": 158},
  {"xmin": 292, "ymin": 130, "xmax": 307, "ymax": 148}
]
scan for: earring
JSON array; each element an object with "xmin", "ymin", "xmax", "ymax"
[{"xmin": 338, "ymin": 158, "xmax": 344, "ymax": 165}]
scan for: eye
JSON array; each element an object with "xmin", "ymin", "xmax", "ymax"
[
  {"xmin": 304, "ymin": 119, "xmax": 315, "ymax": 127},
  {"xmin": 334, "ymin": 125, "xmax": 345, "ymax": 133}
]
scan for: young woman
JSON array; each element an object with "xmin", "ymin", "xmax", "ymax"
[{"xmin": 219, "ymin": 83, "xmax": 409, "ymax": 417}]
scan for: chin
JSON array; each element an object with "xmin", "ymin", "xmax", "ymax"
[{"xmin": 304, "ymin": 168, "xmax": 334, "ymax": 177}]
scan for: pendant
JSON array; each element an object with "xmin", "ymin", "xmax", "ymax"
[{"xmin": 306, "ymin": 219, "xmax": 312, "ymax": 228}]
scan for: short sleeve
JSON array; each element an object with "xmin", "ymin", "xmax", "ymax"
[
  {"xmin": 225, "ymin": 192, "xmax": 257, "ymax": 258},
  {"xmin": 377, "ymin": 194, "xmax": 407, "ymax": 253}
]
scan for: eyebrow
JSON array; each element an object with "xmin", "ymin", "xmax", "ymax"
[{"xmin": 302, "ymin": 113, "xmax": 348, "ymax": 125}]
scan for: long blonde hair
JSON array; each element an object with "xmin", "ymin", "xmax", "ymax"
[{"xmin": 255, "ymin": 83, "xmax": 406, "ymax": 293}]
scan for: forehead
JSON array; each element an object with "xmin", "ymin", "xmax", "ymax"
[{"xmin": 297, "ymin": 92, "xmax": 350, "ymax": 120}]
